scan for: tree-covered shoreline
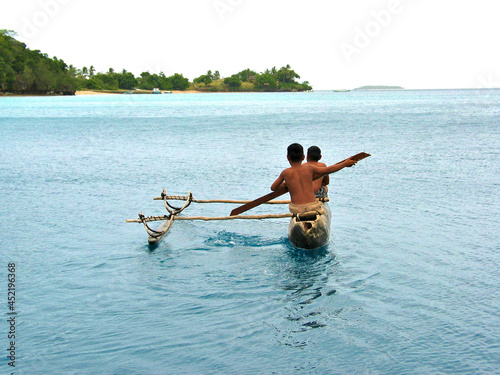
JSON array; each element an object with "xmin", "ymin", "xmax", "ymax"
[
  {"xmin": 0, "ymin": 30, "xmax": 77, "ymax": 95},
  {"xmin": 1, "ymin": 30, "xmax": 312, "ymax": 95}
]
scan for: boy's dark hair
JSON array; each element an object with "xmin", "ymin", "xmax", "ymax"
[
  {"xmin": 287, "ymin": 143, "xmax": 304, "ymax": 163},
  {"xmin": 307, "ymin": 146, "xmax": 321, "ymax": 162}
]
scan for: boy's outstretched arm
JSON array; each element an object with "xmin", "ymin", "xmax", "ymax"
[{"xmin": 311, "ymin": 159, "xmax": 356, "ymax": 179}]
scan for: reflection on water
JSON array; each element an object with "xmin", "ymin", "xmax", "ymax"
[{"xmin": 272, "ymin": 244, "xmax": 341, "ymax": 348}]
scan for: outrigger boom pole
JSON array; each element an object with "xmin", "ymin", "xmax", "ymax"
[
  {"xmin": 126, "ymin": 212, "xmax": 295, "ymax": 223},
  {"xmin": 152, "ymin": 195, "xmax": 304, "ymax": 205}
]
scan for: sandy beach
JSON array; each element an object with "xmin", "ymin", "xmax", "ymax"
[
  {"xmin": 171, "ymin": 90, "xmax": 201, "ymax": 94},
  {"xmin": 75, "ymin": 90, "xmax": 112, "ymax": 95}
]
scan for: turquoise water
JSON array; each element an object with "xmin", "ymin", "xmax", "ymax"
[{"xmin": 1, "ymin": 90, "xmax": 499, "ymax": 374}]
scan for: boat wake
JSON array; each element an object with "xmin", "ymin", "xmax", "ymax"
[{"xmin": 204, "ymin": 230, "xmax": 286, "ymax": 248}]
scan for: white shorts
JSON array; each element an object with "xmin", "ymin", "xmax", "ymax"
[{"xmin": 288, "ymin": 201, "xmax": 324, "ymax": 214}]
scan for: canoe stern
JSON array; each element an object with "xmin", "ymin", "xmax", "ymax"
[{"xmin": 288, "ymin": 203, "xmax": 331, "ymax": 250}]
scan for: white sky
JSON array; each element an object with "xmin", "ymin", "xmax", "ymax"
[{"xmin": 1, "ymin": 0, "xmax": 499, "ymax": 90}]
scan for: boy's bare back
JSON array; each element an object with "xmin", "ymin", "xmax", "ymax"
[{"xmin": 274, "ymin": 164, "xmax": 317, "ymax": 205}]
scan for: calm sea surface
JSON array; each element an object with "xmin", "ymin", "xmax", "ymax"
[{"xmin": 0, "ymin": 90, "xmax": 499, "ymax": 374}]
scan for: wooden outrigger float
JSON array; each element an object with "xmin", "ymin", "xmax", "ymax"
[{"xmin": 126, "ymin": 190, "xmax": 331, "ymax": 249}]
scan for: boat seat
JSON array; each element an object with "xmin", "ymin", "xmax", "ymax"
[{"xmin": 295, "ymin": 211, "xmax": 320, "ymax": 222}]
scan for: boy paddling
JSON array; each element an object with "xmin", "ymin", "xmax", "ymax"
[{"xmin": 271, "ymin": 143, "xmax": 356, "ymax": 214}]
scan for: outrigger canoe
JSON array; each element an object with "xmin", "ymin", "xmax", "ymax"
[
  {"xmin": 126, "ymin": 191, "xmax": 331, "ymax": 249},
  {"xmin": 126, "ymin": 152, "xmax": 370, "ymax": 249}
]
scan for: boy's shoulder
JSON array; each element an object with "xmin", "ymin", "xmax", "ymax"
[
  {"xmin": 305, "ymin": 161, "xmax": 326, "ymax": 167},
  {"xmin": 282, "ymin": 163, "xmax": 307, "ymax": 174}
]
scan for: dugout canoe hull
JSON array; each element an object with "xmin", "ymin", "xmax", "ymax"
[
  {"xmin": 288, "ymin": 202, "xmax": 331, "ymax": 250},
  {"xmin": 148, "ymin": 220, "xmax": 172, "ymax": 246}
]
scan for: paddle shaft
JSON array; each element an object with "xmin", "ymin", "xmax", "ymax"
[{"xmin": 230, "ymin": 152, "xmax": 370, "ymax": 216}]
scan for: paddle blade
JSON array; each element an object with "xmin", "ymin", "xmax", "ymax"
[
  {"xmin": 351, "ymin": 152, "xmax": 371, "ymax": 162},
  {"xmin": 230, "ymin": 187, "xmax": 288, "ymax": 216}
]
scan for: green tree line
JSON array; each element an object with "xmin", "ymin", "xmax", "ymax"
[
  {"xmin": 1, "ymin": 29, "xmax": 77, "ymax": 94},
  {"xmin": 77, "ymin": 68, "xmax": 190, "ymax": 91},
  {"xmin": 0, "ymin": 30, "xmax": 190, "ymax": 94},
  {"xmin": 1, "ymin": 30, "xmax": 312, "ymax": 94},
  {"xmin": 194, "ymin": 65, "xmax": 312, "ymax": 92}
]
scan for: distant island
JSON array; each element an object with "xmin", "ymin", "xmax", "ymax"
[
  {"xmin": 0, "ymin": 29, "xmax": 312, "ymax": 95},
  {"xmin": 354, "ymin": 85, "xmax": 404, "ymax": 90}
]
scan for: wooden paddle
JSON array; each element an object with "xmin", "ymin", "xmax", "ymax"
[{"xmin": 230, "ymin": 152, "xmax": 370, "ymax": 216}]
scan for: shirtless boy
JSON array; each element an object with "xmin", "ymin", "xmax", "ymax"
[
  {"xmin": 271, "ymin": 143, "xmax": 356, "ymax": 214},
  {"xmin": 305, "ymin": 145, "xmax": 329, "ymax": 198}
]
